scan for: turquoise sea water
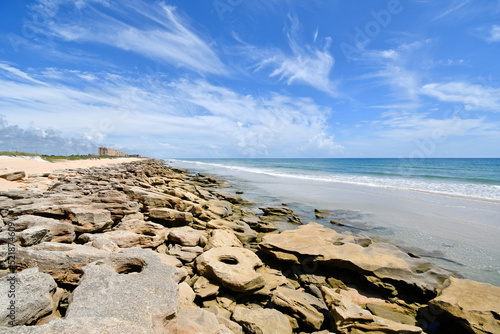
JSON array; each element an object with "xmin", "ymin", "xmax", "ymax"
[
  {"xmin": 173, "ymin": 158, "xmax": 500, "ymax": 201},
  {"xmin": 170, "ymin": 158, "xmax": 500, "ymax": 285}
]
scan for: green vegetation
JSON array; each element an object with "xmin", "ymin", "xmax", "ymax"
[{"xmin": 0, "ymin": 151, "xmax": 128, "ymax": 162}]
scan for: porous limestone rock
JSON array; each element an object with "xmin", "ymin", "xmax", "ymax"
[
  {"xmin": 429, "ymin": 277, "xmax": 500, "ymax": 334},
  {"xmin": 0, "ymin": 242, "xmax": 109, "ymax": 285},
  {"xmin": 0, "ymin": 171, "xmax": 26, "ymax": 181},
  {"xmin": 232, "ymin": 305, "xmax": 293, "ymax": 334},
  {"xmin": 4, "ymin": 215, "xmax": 75, "ymax": 243},
  {"xmin": 206, "ymin": 219, "xmax": 257, "ymax": 244},
  {"xmin": 205, "ymin": 229, "xmax": 243, "ymax": 250},
  {"xmin": 149, "ymin": 207, "xmax": 194, "ymax": 227},
  {"xmin": 18, "ymin": 226, "xmax": 52, "ymax": 246},
  {"xmin": 169, "ymin": 226, "xmax": 206, "ymax": 246},
  {"xmin": 271, "ymin": 286, "xmax": 328, "ymax": 330},
  {"xmin": 196, "ymin": 246, "xmax": 265, "ymax": 292},
  {"xmin": 204, "ymin": 199, "xmax": 232, "ymax": 218},
  {"xmin": 321, "ymin": 286, "xmax": 423, "ymax": 334},
  {"xmin": 261, "ymin": 223, "xmax": 450, "ymax": 296},
  {"xmin": 0, "ymin": 268, "xmax": 58, "ymax": 326},
  {"xmin": 64, "ymin": 206, "xmax": 113, "ymax": 233}
]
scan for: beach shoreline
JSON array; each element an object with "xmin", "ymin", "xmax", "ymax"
[
  {"xmin": 0, "ymin": 158, "xmax": 499, "ymax": 333},
  {"xmin": 170, "ymin": 159, "xmax": 500, "ymax": 286}
]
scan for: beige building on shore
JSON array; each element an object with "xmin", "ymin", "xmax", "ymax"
[{"xmin": 98, "ymin": 147, "xmax": 128, "ymax": 157}]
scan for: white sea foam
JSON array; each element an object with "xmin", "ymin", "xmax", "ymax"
[{"xmin": 172, "ymin": 160, "xmax": 500, "ymax": 201}]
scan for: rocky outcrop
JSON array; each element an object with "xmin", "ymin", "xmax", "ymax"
[
  {"xmin": 1, "ymin": 158, "xmax": 496, "ymax": 334},
  {"xmin": 429, "ymin": 277, "xmax": 500, "ymax": 334},
  {"xmin": 261, "ymin": 223, "xmax": 450, "ymax": 297}
]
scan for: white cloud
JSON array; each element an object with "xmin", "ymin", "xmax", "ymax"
[
  {"xmin": 432, "ymin": 0, "xmax": 471, "ymax": 21},
  {"xmin": 251, "ymin": 15, "xmax": 337, "ymax": 95},
  {"xmin": 421, "ymin": 82, "xmax": 500, "ymax": 111},
  {"xmin": 487, "ymin": 25, "xmax": 500, "ymax": 42},
  {"xmin": 0, "ymin": 63, "xmax": 341, "ymax": 157},
  {"xmin": 371, "ymin": 110, "xmax": 498, "ymax": 141},
  {"xmin": 36, "ymin": 0, "xmax": 226, "ymax": 75}
]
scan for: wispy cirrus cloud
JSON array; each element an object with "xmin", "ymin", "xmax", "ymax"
[
  {"xmin": 32, "ymin": 0, "xmax": 226, "ymax": 75},
  {"xmin": 421, "ymin": 81, "xmax": 500, "ymax": 111},
  {"xmin": 250, "ymin": 15, "xmax": 337, "ymax": 96},
  {"xmin": 0, "ymin": 63, "xmax": 342, "ymax": 157},
  {"xmin": 371, "ymin": 110, "xmax": 498, "ymax": 141}
]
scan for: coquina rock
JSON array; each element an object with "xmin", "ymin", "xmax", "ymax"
[
  {"xmin": 1, "ymin": 248, "xmax": 181, "ymax": 334},
  {"xmin": 232, "ymin": 305, "xmax": 293, "ymax": 334},
  {"xmin": 206, "ymin": 219, "xmax": 257, "ymax": 244},
  {"xmin": 0, "ymin": 268, "xmax": 58, "ymax": 327},
  {"xmin": 271, "ymin": 286, "xmax": 328, "ymax": 330},
  {"xmin": 261, "ymin": 223, "xmax": 451, "ymax": 296},
  {"xmin": 321, "ymin": 286, "xmax": 424, "ymax": 334},
  {"xmin": 196, "ymin": 246, "xmax": 265, "ymax": 292},
  {"xmin": 429, "ymin": 277, "xmax": 500, "ymax": 334},
  {"xmin": 149, "ymin": 208, "xmax": 194, "ymax": 227},
  {"xmin": 0, "ymin": 242, "xmax": 109, "ymax": 285},
  {"xmin": 4, "ymin": 215, "xmax": 75, "ymax": 243}
]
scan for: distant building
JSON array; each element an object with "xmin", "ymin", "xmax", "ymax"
[{"xmin": 98, "ymin": 147, "xmax": 128, "ymax": 157}]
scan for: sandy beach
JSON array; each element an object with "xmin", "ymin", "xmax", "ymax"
[{"xmin": 0, "ymin": 156, "xmax": 143, "ymax": 191}]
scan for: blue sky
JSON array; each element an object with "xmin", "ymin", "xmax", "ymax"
[{"xmin": 0, "ymin": 0, "xmax": 499, "ymax": 158}]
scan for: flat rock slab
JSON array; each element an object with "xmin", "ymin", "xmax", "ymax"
[
  {"xmin": 261, "ymin": 223, "xmax": 451, "ymax": 295},
  {"xmin": 430, "ymin": 277, "xmax": 500, "ymax": 334},
  {"xmin": 197, "ymin": 246, "xmax": 265, "ymax": 292}
]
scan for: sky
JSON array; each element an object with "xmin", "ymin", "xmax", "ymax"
[{"xmin": 0, "ymin": 0, "xmax": 499, "ymax": 158}]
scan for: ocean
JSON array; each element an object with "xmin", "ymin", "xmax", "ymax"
[{"xmin": 168, "ymin": 158, "xmax": 500, "ymax": 286}]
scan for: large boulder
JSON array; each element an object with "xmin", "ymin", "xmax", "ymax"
[
  {"xmin": 1, "ymin": 248, "xmax": 182, "ymax": 333},
  {"xmin": 271, "ymin": 286, "xmax": 328, "ymax": 330},
  {"xmin": 0, "ymin": 268, "xmax": 58, "ymax": 326},
  {"xmin": 0, "ymin": 242, "xmax": 109, "ymax": 285},
  {"xmin": 429, "ymin": 277, "xmax": 500, "ymax": 334},
  {"xmin": 232, "ymin": 305, "xmax": 293, "ymax": 334},
  {"xmin": 261, "ymin": 223, "xmax": 451, "ymax": 296},
  {"xmin": 196, "ymin": 246, "xmax": 265, "ymax": 292}
]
